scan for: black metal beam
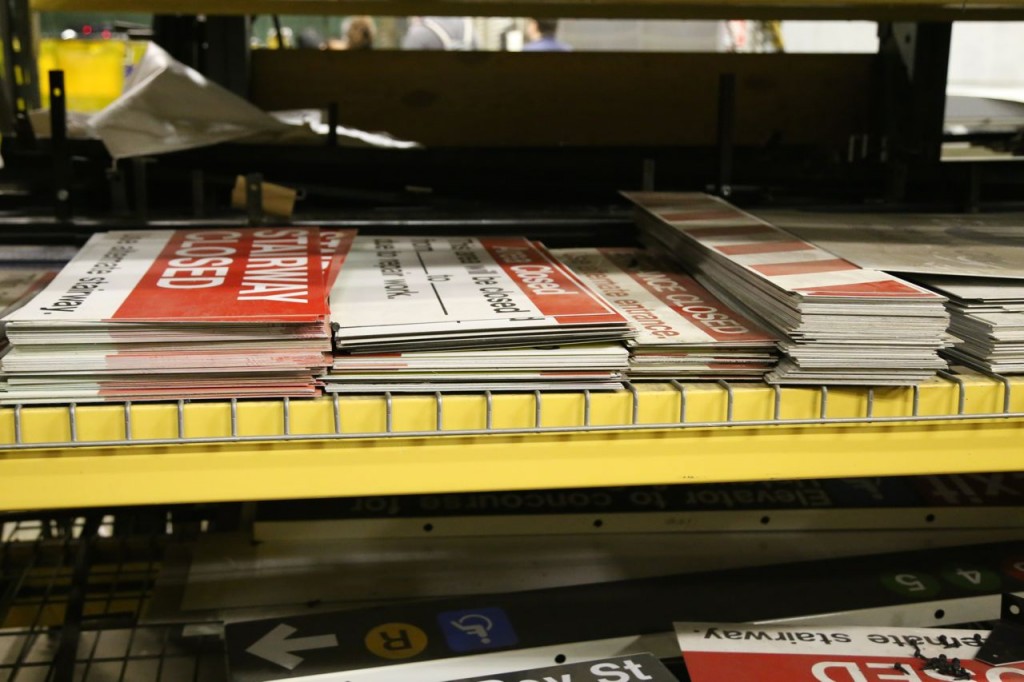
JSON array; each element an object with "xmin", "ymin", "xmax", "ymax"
[
  {"xmin": 878, "ymin": 21, "xmax": 953, "ymax": 200},
  {"xmin": 1, "ymin": 0, "xmax": 38, "ymax": 145},
  {"xmin": 203, "ymin": 16, "xmax": 251, "ymax": 97},
  {"xmin": 715, "ymin": 73, "xmax": 736, "ymax": 199},
  {"xmin": 51, "ymin": 515, "xmax": 101, "ymax": 682},
  {"xmin": 153, "ymin": 15, "xmax": 251, "ymax": 96},
  {"xmin": 49, "ymin": 70, "xmax": 72, "ymax": 222}
]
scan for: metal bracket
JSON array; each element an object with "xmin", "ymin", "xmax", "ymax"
[
  {"xmin": 49, "ymin": 70, "xmax": 71, "ymax": 222},
  {"xmin": 132, "ymin": 157, "xmax": 155, "ymax": 223},
  {"xmin": 326, "ymin": 102, "xmax": 339, "ymax": 148},
  {"xmin": 977, "ymin": 594, "xmax": 1024, "ymax": 666},
  {"xmin": 1, "ymin": 0, "xmax": 39, "ymax": 146},
  {"xmin": 51, "ymin": 515, "xmax": 101, "ymax": 682},
  {"xmin": 715, "ymin": 73, "xmax": 736, "ymax": 199},
  {"xmin": 891, "ymin": 23, "xmax": 918, "ymax": 80},
  {"xmin": 191, "ymin": 169, "xmax": 206, "ymax": 217},
  {"xmin": 878, "ymin": 21, "xmax": 953, "ymax": 199},
  {"xmin": 246, "ymin": 172, "xmax": 264, "ymax": 226},
  {"xmin": 642, "ymin": 158, "xmax": 656, "ymax": 191},
  {"xmin": 107, "ymin": 164, "xmax": 130, "ymax": 216}
]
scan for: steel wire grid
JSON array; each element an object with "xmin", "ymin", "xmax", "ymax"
[
  {"xmin": 2, "ymin": 371, "xmax": 1023, "ymax": 451},
  {"xmin": 0, "ymin": 517, "xmax": 226, "ymax": 682}
]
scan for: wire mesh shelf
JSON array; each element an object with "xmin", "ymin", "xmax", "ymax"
[
  {"xmin": 0, "ymin": 516, "xmax": 226, "ymax": 682},
  {"xmin": 1, "ymin": 372, "xmax": 1022, "ymax": 452},
  {"xmin": 0, "ymin": 624, "xmax": 226, "ymax": 682}
]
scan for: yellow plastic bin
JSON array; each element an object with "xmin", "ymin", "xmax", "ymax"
[{"xmin": 38, "ymin": 38, "xmax": 144, "ymax": 112}]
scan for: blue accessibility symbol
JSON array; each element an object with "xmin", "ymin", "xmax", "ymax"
[{"xmin": 437, "ymin": 607, "xmax": 518, "ymax": 652}]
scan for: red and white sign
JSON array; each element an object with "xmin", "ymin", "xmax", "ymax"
[
  {"xmin": 4, "ymin": 228, "xmax": 329, "ymax": 325},
  {"xmin": 555, "ymin": 247, "xmax": 776, "ymax": 346},
  {"xmin": 625, "ymin": 192, "xmax": 944, "ymax": 300},
  {"xmin": 676, "ymin": 623, "xmax": 1020, "ymax": 682},
  {"xmin": 320, "ymin": 228, "xmax": 358, "ymax": 287},
  {"xmin": 330, "ymin": 237, "xmax": 626, "ymax": 337}
]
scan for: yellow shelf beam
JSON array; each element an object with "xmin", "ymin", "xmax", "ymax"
[
  {"xmin": 1, "ymin": 419, "xmax": 1022, "ymax": 511},
  {"xmin": 1, "ymin": 375, "xmax": 1022, "ymax": 511},
  {"xmin": 30, "ymin": 0, "xmax": 1024, "ymax": 21}
]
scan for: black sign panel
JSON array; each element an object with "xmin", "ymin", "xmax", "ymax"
[
  {"xmin": 259, "ymin": 474, "xmax": 1024, "ymax": 524},
  {"xmin": 226, "ymin": 541, "xmax": 1024, "ymax": 681}
]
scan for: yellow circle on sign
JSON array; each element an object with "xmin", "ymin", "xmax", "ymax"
[{"xmin": 364, "ymin": 623, "xmax": 428, "ymax": 660}]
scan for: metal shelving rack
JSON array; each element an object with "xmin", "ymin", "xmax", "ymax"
[
  {"xmin": 3, "ymin": 1, "xmax": 1024, "ymax": 681},
  {"xmin": 2, "ymin": 3, "xmax": 1020, "ymax": 513},
  {"xmin": 27, "ymin": 0, "xmax": 1024, "ymax": 20},
  {"xmin": 1, "ymin": 372, "xmax": 1023, "ymax": 510},
  {"xmin": 0, "ymin": 516, "xmax": 227, "ymax": 682}
]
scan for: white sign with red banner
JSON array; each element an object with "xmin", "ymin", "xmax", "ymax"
[
  {"xmin": 554, "ymin": 247, "xmax": 776, "ymax": 347},
  {"xmin": 330, "ymin": 237, "xmax": 626, "ymax": 337},
  {"xmin": 4, "ymin": 228, "xmax": 329, "ymax": 325},
  {"xmin": 676, "ymin": 623, "xmax": 1019, "ymax": 682}
]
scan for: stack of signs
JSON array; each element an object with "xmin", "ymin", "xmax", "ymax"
[
  {"xmin": 627, "ymin": 192, "xmax": 950, "ymax": 386},
  {"xmin": 327, "ymin": 236, "xmax": 633, "ymax": 392},
  {"xmin": 328, "ymin": 345, "xmax": 629, "ymax": 391},
  {"xmin": 914, "ymin": 276, "xmax": 1024, "ymax": 374},
  {"xmin": 675, "ymin": 623, "xmax": 1012, "ymax": 681},
  {"xmin": 0, "ymin": 228, "xmax": 332, "ymax": 404},
  {"xmin": 553, "ymin": 247, "xmax": 778, "ymax": 379}
]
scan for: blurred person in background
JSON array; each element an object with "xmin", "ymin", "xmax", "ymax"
[
  {"xmin": 296, "ymin": 27, "xmax": 326, "ymax": 49},
  {"xmin": 331, "ymin": 16, "xmax": 375, "ymax": 49},
  {"xmin": 523, "ymin": 18, "xmax": 571, "ymax": 51},
  {"xmin": 401, "ymin": 17, "xmax": 474, "ymax": 50}
]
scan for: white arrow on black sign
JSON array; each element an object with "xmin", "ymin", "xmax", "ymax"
[{"xmin": 246, "ymin": 623, "xmax": 340, "ymax": 671}]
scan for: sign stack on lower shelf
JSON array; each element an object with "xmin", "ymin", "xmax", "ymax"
[
  {"xmin": 627, "ymin": 192, "xmax": 951, "ymax": 386},
  {"xmin": 915, "ymin": 275, "xmax": 1024, "ymax": 373},
  {"xmin": 0, "ymin": 228, "xmax": 332, "ymax": 404}
]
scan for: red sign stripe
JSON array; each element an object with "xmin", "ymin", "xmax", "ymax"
[
  {"xmin": 481, "ymin": 238, "xmax": 622, "ymax": 321},
  {"xmin": 795, "ymin": 279, "xmax": 938, "ymax": 297},
  {"xmin": 684, "ymin": 224, "xmax": 775, "ymax": 238},
  {"xmin": 660, "ymin": 209, "xmax": 737, "ymax": 222},
  {"xmin": 716, "ymin": 241, "xmax": 815, "ymax": 256},
  {"xmin": 753, "ymin": 258, "xmax": 859, "ymax": 277}
]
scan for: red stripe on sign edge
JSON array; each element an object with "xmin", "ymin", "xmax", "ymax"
[
  {"xmin": 684, "ymin": 224, "xmax": 776, "ymax": 238},
  {"xmin": 753, "ymin": 258, "xmax": 859, "ymax": 277},
  {"xmin": 659, "ymin": 209, "xmax": 738, "ymax": 222},
  {"xmin": 717, "ymin": 240, "xmax": 816, "ymax": 256},
  {"xmin": 795, "ymin": 279, "xmax": 943, "ymax": 297}
]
